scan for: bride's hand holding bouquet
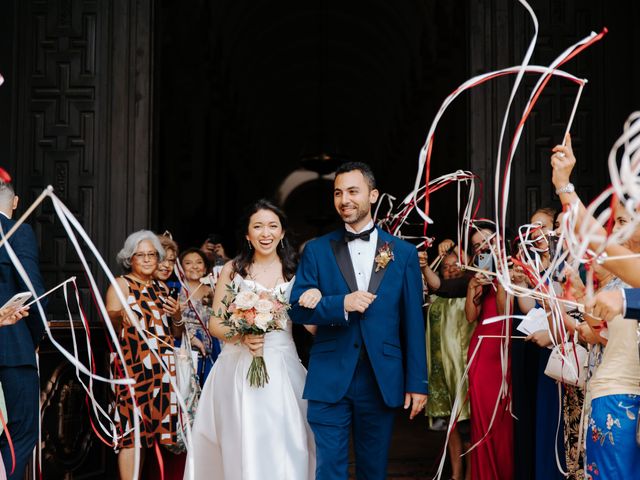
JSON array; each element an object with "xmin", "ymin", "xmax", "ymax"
[
  {"xmin": 242, "ymin": 334, "xmax": 266, "ymax": 357},
  {"xmin": 219, "ymin": 286, "xmax": 290, "ymax": 387}
]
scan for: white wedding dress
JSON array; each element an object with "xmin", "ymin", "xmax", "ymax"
[{"xmin": 184, "ymin": 274, "xmax": 315, "ymax": 480}]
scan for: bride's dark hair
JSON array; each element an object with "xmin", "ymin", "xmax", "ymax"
[{"xmin": 232, "ymin": 199, "xmax": 298, "ymax": 281}]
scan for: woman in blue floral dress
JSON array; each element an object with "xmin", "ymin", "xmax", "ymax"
[{"xmin": 581, "ymin": 211, "xmax": 640, "ymax": 477}]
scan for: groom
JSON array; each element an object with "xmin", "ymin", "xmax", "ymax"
[{"xmin": 291, "ymin": 162, "xmax": 428, "ymax": 479}]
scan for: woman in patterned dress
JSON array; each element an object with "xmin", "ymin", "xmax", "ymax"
[{"xmin": 106, "ymin": 230, "xmax": 184, "ymax": 479}]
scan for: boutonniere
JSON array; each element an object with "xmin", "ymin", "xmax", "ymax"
[{"xmin": 375, "ymin": 242, "xmax": 394, "ymax": 272}]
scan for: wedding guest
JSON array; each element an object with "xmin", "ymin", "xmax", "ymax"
[
  {"xmin": 508, "ymin": 211, "xmax": 552, "ymax": 480},
  {"xmin": 0, "ymin": 306, "xmax": 29, "ymax": 327},
  {"xmin": 200, "ymin": 233, "xmax": 228, "ymax": 267},
  {"xmin": 517, "ymin": 207, "xmax": 567, "ymax": 480},
  {"xmin": 548, "ymin": 211, "xmax": 585, "ymax": 480},
  {"xmin": 178, "ymin": 247, "xmax": 220, "ymax": 385},
  {"xmin": 465, "ymin": 220, "xmax": 513, "ymax": 480},
  {"xmin": 567, "ymin": 203, "xmax": 640, "ymax": 477},
  {"xmin": 105, "ymin": 230, "xmax": 184, "ymax": 479},
  {"xmin": 0, "ymin": 178, "xmax": 46, "ymax": 479},
  {"xmin": 508, "ymin": 273, "xmax": 539, "ymax": 480},
  {"xmin": 551, "ymin": 141, "xmax": 640, "ymax": 476},
  {"xmin": 147, "ymin": 232, "xmax": 190, "ymax": 479},
  {"xmin": 420, "ymin": 241, "xmax": 473, "ymax": 480},
  {"xmin": 576, "ymin": 271, "xmax": 638, "ymax": 478},
  {"xmin": 155, "ymin": 234, "xmax": 179, "ymax": 283}
]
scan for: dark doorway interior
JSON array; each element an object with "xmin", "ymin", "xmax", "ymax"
[{"xmin": 153, "ymin": 0, "xmax": 469, "ymax": 254}]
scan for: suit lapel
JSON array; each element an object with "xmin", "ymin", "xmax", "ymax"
[
  {"xmin": 330, "ymin": 237, "xmax": 358, "ymax": 293},
  {"xmin": 367, "ymin": 229, "xmax": 392, "ymax": 295}
]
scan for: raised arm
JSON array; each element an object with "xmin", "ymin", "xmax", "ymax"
[
  {"xmin": 551, "ymin": 134, "xmax": 640, "ymax": 287},
  {"xmin": 465, "ymin": 275, "xmax": 484, "ymax": 323},
  {"xmin": 510, "ymin": 265, "xmax": 536, "ymax": 313},
  {"xmin": 419, "ymin": 251, "xmax": 441, "ymax": 291}
]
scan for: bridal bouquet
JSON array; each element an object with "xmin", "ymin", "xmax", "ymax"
[{"xmin": 220, "ymin": 285, "xmax": 290, "ymax": 387}]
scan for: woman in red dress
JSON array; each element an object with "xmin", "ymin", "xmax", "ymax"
[{"xmin": 465, "ymin": 221, "xmax": 513, "ymax": 480}]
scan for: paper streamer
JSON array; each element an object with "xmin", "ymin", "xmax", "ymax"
[{"xmin": 0, "ymin": 188, "xmax": 197, "ymax": 479}]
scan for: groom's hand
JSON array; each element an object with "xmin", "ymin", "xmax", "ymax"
[
  {"xmin": 344, "ymin": 291, "xmax": 377, "ymax": 313},
  {"xmin": 404, "ymin": 393, "xmax": 428, "ymax": 420}
]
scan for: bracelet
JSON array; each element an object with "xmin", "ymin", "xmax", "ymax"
[
  {"xmin": 555, "ymin": 182, "xmax": 575, "ymax": 195},
  {"xmin": 172, "ymin": 317, "xmax": 185, "ymax": 326}
]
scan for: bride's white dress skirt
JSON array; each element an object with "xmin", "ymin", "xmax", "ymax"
[{"xmin": 184, "ymin": 278, "xmax": 315, "ymax": 480}]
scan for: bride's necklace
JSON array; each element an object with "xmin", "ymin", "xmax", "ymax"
[
  {"xmin": 249, "ymin": 257, "xmax": 283, "ymax": 289},
  {"xmin": 251, "ymin": 256, "xmax": 278, "ymax": 275}
]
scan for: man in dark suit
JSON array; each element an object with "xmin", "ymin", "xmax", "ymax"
[
  {"xmin": 290, "ymin": 162, "xmax": 428, "ymax": 480},
  {"xmin": 0, "ymin": 180, "xmax": 45, "ymax": 478}
]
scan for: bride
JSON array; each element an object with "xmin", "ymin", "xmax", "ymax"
[{"xmin": 184, "ymin": 199, "xmax": 316, "ymax": 480}]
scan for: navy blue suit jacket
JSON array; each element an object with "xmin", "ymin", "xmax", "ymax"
[
  {"xmin": 290, "ymin": 227, "xmax": 428, "ymax": 408},
  {"xmin": 0, "ymin": 214, "xmax": 46, "ymax": 367}
]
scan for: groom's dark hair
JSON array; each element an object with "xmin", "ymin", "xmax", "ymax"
[{"xmin": 335, "ymin": 162, "xmax": 376, "ymax": 190}]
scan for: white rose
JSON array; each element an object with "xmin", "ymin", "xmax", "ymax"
[
  {"xmin": 255, "ymin": 299, "xmax": 274, "ymax": 314},
  {"xmin": 234, "ymin": 291, "xmax": 259, "ymax": 310},
  {"xmin": 254, "ymin": 312, "xmax": 273, "ymax": 331}
]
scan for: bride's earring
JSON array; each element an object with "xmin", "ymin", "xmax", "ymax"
[
  {"xmin": 279, "ymin": 238, "xmax": 284, "ymax": 249},
  {"xmin": 247, "ymin": 240, "xmax": 253, "ymax": 250}
]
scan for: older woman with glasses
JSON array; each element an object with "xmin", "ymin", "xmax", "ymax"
[{"xmin": 105, "ymin": 230, "xmax": 184, "ymax": 479}]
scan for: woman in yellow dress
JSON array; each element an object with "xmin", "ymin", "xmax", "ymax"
[{"xmin": 421, "ymin": 243, "xmax": 474, "ymax": 480}]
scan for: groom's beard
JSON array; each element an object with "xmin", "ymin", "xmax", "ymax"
[{"xmin": 339, "ymin": 202, "xmax": 370, "ymax": 226}]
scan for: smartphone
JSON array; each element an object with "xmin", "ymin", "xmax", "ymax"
[
  {"xmin": 169, "ymin": 286, "xmax": 180, "ymax": 300},
  {"xmin": 475, "ymin": 252, "xmax": 494, "ymax": 273},
  {"xmin": 1, "ymin": 292, "xmax": 32, "ymax": 311}
]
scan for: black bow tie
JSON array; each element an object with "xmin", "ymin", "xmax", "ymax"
[{"xmin": 344, "ymin": 226, "xmax": 376, "ymax": 243}]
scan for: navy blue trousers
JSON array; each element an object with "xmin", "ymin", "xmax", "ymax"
[
  {"xmin": 0, "ymin": 366, "xmax": 39, "ymax": 479},
  {"xmin": 307, "ymin": 354, "xmax": 397, "ymax": 480}
]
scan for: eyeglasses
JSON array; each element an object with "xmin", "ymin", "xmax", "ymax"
[{"xmin": 133, "ymin": 252, "xmax": 158, "ymax": 261}]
